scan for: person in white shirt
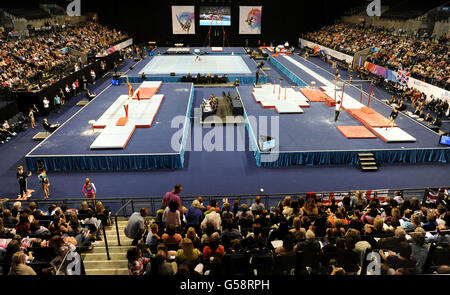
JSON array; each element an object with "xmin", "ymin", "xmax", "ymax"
[
  {"xmin": 162, "ymin": 200, "xmax": 181, "ymax": 228},
  {"xmin": 250, "ymin": 196, "xmax": 265, "ymax": 212},
  {"xmin": 334, "ymin": 100, "xmax": 342, "ymax": 122},
  {"xmin": 43, "ymin": 97, "xmax": 50, "ymax": 115},
  {"xmin": 90, "ymin": 70, "xmax": 96, "ymax": 84},
  {"xmin": 83, "ymin": 209, "xmax": 101, "ymax": 230},
  {"xmin": 65, "ymin": 85, "xmax": 71, "ymax": 98},
  {"xmin": 72, "ymin": 82, "xmax": 77, "ymax": 96},
  {"xmin": 2, "ymin": 120, "xmax": 16, "ymax": 136},
  {"xmin": 201, "ymin": 210, "xmax": 221, "ymax": 232}
]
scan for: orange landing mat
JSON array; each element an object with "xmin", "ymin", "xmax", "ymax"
[
  {"xmin": 347, "ymin": 109, "xmax": 398, "ymax": 128},
  {"xmin": 116, "ymin": 117, "xmax": 128, "ymax": 126},
  {"xmin": 300, "ymin": 89, "xmax": 330, "ymax": 102},
  {"xmin": 131, "ymin": 87, "xmax": 159, "ymax": 100},
  {"xmin": 361, "ymin": 107, "xmax": 375, "ymax": 114},
  {"xmin": 336, "ymin": 126, "xmax": 377, "ymax": 139}
]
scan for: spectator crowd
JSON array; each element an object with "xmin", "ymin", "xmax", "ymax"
[
  {"xmin": 0, "ymin": 22, "xmax": 128, "ymax": 90},
  {"xmin": 0, "ymin": 198, "xmax": 111, "ymax": 275},
  {"xmin": 0, "ymin": 184, "xmax": 449, "ymax": 276},
  {"xmin": 301, "ymin": 24, "xmax": 449, "ymax": 88},
  {"xmin": 122, "ymin": 185, "xmax": 450, "ymax": 276}
]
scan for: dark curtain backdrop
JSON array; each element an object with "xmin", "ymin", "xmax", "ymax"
[{"xmin": 82, "ymin": 0, "xmax": 361, "ymax": 47}]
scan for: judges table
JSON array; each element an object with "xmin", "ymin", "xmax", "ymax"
[
  {"xmin": 422, "ymin": 122, "xmax": 440, "ymax": 133},
  {"xmin": 202, "ymin": 108, "xmax": 214, "ymax": 121},
  {"xmin": 201, "ymin": 101, "xmax": 215, "ymax": 122},
  {"xmin": 228, "ymin": 90, "xmax": 244, "ymax": 116},
  {"xmin": 231, "ymin": 98, "xmax": 243, "ymax": 116},
  {"xmin": 406, "ymin": 111, "xmax": 440, "ymax": 133}
]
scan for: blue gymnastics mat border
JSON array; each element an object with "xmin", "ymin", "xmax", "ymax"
[
  {"xmin": 254, "ymin": 148, "xmax": 450, "ymax": 168},
  {"xmin": 268, "ymin": 56, "xmax": 308, "ymax": 87}
]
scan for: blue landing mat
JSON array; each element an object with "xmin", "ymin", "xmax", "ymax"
[{"xmin": 25, "ymin": 83, "xmax": 194, "ymax": 171}]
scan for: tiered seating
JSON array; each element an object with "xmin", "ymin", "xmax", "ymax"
[
  {"xmin": 0, "ymin": 201, "xmax": 112, "ymax": 275},
  {"xmin": 3, "ymin": 7, "xmax": 51, "ymax": 20},
  {"xmin": 382, "ymin": 0, "xmax": 442, "ymax": 19},
  {"xmin": 123, "ymin": 192, "xmax": 450, "ymax": 276}
]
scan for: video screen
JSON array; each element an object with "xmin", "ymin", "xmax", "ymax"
[
  {"xmin": 199, "ymin": 6, "xmax": 231, "ymax": 26},
  {"xmin": 439, "ymin": 135, "xmax": 450, "ymax": 146}
]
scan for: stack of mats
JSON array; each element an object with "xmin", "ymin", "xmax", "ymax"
[{"xmin": 300, "ymin": 89, "xmax": 330, "ymax": 102}]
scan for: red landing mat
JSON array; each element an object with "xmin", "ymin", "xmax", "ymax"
[
  {"xmin": 131, "ymin": 87, "xmax": 159, "ymax": 100},
  {"xmin": 300, "ymin": 89, "xmax": 330, "ymax": 102},
  {"xmin": 336, "ymin": 126, "xmax": 377, "ymax": 139},
  {"xmin": 347, "ymin": 109, "xmax": 398, "ymax": 128}
]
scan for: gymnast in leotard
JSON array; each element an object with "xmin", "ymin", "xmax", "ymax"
[{"xmin": 387, "ymin": 107, "xmax": 399, "ymax": 129}]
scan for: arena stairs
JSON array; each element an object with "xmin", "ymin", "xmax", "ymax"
[{"xmin": 81, "ymin": 217, "xmax": 133, "ymax": 275}]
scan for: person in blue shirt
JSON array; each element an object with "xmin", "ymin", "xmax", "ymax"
[
  {"xmin": 38, "ymin": 170, "xmax": 50, "ymax": 200},
  {"xmin": 422, "ymin": 213, "xmax": 438, "ymax": 231},
  {"xmin": 426, "ymin": 225, "xmax": 450, "ymax": 244},
  {"xmin": 400, "ymin": 213, "xmax": 421, "ymax": 232},
  {"xmin": 54, "ymin": 95, "xmax": 61, "ymax": 113},
  {"xmin": 186, "ymin": 200, "xmax": 203, "ymax": 230}
]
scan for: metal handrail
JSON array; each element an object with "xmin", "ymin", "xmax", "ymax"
[
  {"xmin": 55, "ymin": 251, "xmax": 70, "ymax": 275},
  {"xmin": 0, "ymin": 186, "xmax": 434, "ymax": 203},
  {"xmin": 1, "ymin": 186, "xmax": 442, "ymax": 217},
  {"xmin": 102, "ymin": 224, "xmax": 111, "ymax": 260},
  {"xmin": 114, "ymin": 200, "xmax": 134, "ymax": 246}
]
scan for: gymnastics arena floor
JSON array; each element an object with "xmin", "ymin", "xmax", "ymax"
[
  {"xmin": 141, "ymin": 55, "xmax": 252, "ymax": 75},
  {"xmin": 2, "ymin": 53, "xmax": 446, "ymax": 203},
  {"xmin": 25, "ymin": 82, "xmax": 194, "ymax": 171},
  {"xmin": 240, "ymin": 52, "xmax": 450, "ymax": 167},
  {"xmin": 1, "ymin": 69, "xmax": 448, "ymax": 201},
  {"xmin": 123, "ymin": 47, "xmax": 265, "ymax": 84}
]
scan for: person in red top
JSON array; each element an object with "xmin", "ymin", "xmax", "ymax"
[
  {"xmin": 74, "ymin": 79, "xmax": 80, "ymax": 95},
  {"xmin": 161, "ymin": 224, "xmax": 182, "ymax": 245},
  {"xmin": 202, "ymin": 233, "xmax": 225, "ymax": 260},
  {"xmin": 327, "ymin": 207, "xmax": 349, "ymax": 227},
  {"xmin": 205, "ymin": 199, "xmax": 220, "ymax": 214},
  {"xmin": 127, "ymin": 247, "xmax": 150, "ymax": 275}
]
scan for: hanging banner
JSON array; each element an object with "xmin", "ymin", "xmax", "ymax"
[
  {"xmin": 239, "ymin": 6, "xmax": 262, "ymax": 35},
  {"xmin": 364, "ymin": 62, "xmax": 450, "ymax": 102},
  {"xmin": 172, "ymin": 6, "xmax": 195, "ymax": 35}
]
